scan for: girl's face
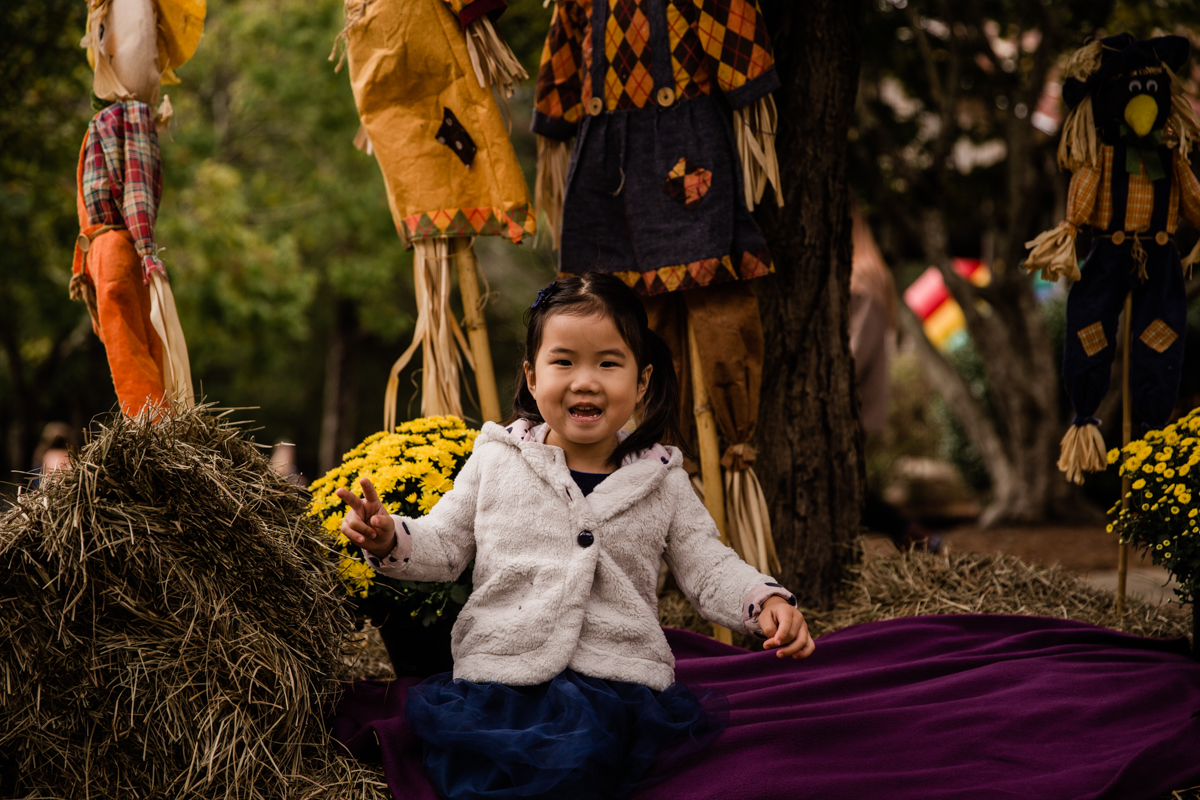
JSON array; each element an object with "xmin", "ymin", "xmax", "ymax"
[{"xmin": 525, "ymin": 311, "xmax": 652, "ymax": 468}]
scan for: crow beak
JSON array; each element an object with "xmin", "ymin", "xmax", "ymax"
[{"xmin": 1124, "ymin": 94, "xmax": 1158, "ymax": 138}]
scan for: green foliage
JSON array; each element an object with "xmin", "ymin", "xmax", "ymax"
[
  {"xmin": 496, "ymin": 0, "xmax": 557, "ymax": 77},
  {"xmin": 157, "ymin": 0, "xmax": 419, "ymax": 457},
  {"xmin": 0, "ymin": 0, "xmax": 560, "ymax": 493},
  {"xmin": 0, "ymin": 0, "xmax": 115, "ymax": 487}
]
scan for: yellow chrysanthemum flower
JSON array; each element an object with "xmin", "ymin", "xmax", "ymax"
[{"xmin": 307, "ymin": 416, "xmax": 479, "ymax": 607}]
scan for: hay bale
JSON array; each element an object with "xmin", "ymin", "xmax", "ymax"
[
  {"xmin": 659, "ymin": 545, "xmax": 1190, "ymax": 648},
  {"xmin": 811, "ymin": 548, "xmax": 1190, "ymax": 640},
  {"xmin": 0, "ymin": 405, "xmax": 375, "ymax": 799}
]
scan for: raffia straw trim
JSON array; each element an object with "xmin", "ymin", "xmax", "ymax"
[
  {"xmin": 724, "ymin": 466, "xmax": 780, "ymax": 576},
  {"xmin": 734, "ymin": 95, "xmax": 783, "ymax": 210},
  {"xmin": 329, "ymin": 0, "xmax": 375, "ymax": 73},
  {"xmin": 353, "ymin": 122, "xmax": 373, "ymax": 155},
  {"xmin": 1024, "ymin": 221, "xmax": 1081, "ymax": 282},
  {"xmin": 1057, "ymin": 96, "xmax": 1100, "ymax": 172},
  {"xmin": 1164, "ymin": 65, "xmax": 1200, "ymax": 163},
  {"xmin": 464, "ymin": 16, "xmax": 528, "ymax": 97},
  {"xmin": 535, "ymin": 136, "xmax": 569, "ymax": 251},
  {"xmin": 384, "ymin": 239, "xmax": 476, "ymax": 430},
  {"xmin": 1062, "ymin": 40, "xmax": 1103, "ymax": 81},
  {"xmin": 1057, "ymin": 423, "xmax": 1107, "ymax": 485},
  {"xmin": 148, "ymin": 271, "xmax": 195, "ymax": 408},
  {"xmin": 154, "ymin": 94, "xmax": 174, "ymax": 131},
  {"xmin": 1182, "ymin": 238, "xmax": 1200, "ymax": 280}
]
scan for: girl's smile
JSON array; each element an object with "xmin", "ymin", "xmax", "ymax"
[{"xmin": 525, "ymin": 311, "xmax": 651, "ymax": 473}]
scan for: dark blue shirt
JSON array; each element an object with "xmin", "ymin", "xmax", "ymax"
[{"xmin": 569, "ymin": 469, "xmax": 609, "ymax": 497}]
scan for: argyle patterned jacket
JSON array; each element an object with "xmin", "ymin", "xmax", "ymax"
[{"xmin": 533, "ymin": 0, "xmax": 777, "ymax": 140}]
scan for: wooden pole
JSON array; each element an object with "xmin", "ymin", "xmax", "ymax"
[
  {"xmin": 453, "ymin": 239, "xmax": 502, "ymax": 423},
  {"xmin": 1117, "ymin": 291, "xmax": 1133, "ymax": 617},
  {"xmin": 687, "ymin": 315, "xmax": 733, "ymax": 645}
]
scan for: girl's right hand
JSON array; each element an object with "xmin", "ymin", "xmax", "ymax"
[{"xmin": 336, "ymin": 477, "xmax": 397, "ymax": 559}]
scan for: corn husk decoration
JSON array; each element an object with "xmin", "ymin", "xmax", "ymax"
[
  {"xmin": 535, "ymin": 136, "xmax": 570, "ymax": 250},
  {"xmin": 383, "ymin": 240, "xmax": 477, "ymax": 430},
  {"xmin": 734, "ymin": 94, "xmax": 783, "ymax": 210},
  {"xmin": 464, "ymin": 15, "xmax": 528, "ymax": 97},
  {"xmin": 722, "ymin": 444, "xmax": 781, "ymax": 575},
  {"xmin": 1057, "ymin": 423, "xmax": 1108, "ymax": 485},
  {"xmin": 1024, "ymin": 222, "xmax": 1083, "ymax": 283}
]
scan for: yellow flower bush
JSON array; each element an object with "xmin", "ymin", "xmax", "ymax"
[
  {"xmin": 308, "ymin": 416, "xmax": 479, "ymax": 626},
  {"xmin": 1109, "ymin": 407, "xmax": 1200, "ymax": 604}
]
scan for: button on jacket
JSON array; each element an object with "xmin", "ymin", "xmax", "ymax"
[{"xmin": 370, "ymin": 421, "xmax": 791, "ymax": 691}]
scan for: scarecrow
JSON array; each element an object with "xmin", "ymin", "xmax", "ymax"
[
  {"xmin": 531, "ymin": 0, "xmax": 784, "ymax": 623},
  {"xmin": 1025, "ymin": 34, "xmax": 1200, "ymax": 484},
  {"xmin": 71, "ymin": 0, "xmax": 202, "ymax": 416},
  {"xmin": 334, "ymin": 0, "xmax": 533, "ymax": 428}
]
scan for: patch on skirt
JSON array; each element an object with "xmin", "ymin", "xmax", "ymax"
[{"xmin": 663, "ymin": 158, "xmax": 712, "ymax": 208}]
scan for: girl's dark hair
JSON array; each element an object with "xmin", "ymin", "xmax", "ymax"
[{"xmin": 509, "ymin": 274, "xmax": 682, "ymax": 467}]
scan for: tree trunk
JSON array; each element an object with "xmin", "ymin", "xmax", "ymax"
[
  {"xmin": 319, "ymin": 300, "xmax": 360, "ymax": 475},
  {"xmin": 755, "ymin": 0, "xmax": 865, "ymax": 610},
  {"xmin": 907, "ymin": 107, "xmax": 1076, "ymax": 525}
]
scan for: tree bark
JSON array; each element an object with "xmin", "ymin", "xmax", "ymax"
[
  {"xmin": 755, "ymin": 0, "xmax": 865, "ymax": 610},
  {"xmin": 319, "ymin": 299, "xmax": 360, "ymax": 475}
]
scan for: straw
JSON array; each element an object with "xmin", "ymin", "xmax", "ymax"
[
  {"xmin": 659, "ymin": 545, "xmax": 1189, "ymax": 650},
  {"xmin": 0, "ymin": 402, "xmax": 385, "ymax": 799}
]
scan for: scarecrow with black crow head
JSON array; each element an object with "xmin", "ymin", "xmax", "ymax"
[{"xmin": 1025, "ymin": 34, "xmax": 1200, "ymax": 484}]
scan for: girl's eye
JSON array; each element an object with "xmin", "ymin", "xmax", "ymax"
[
  {"xmin": 1129, "ymin": 79, "xmax": 1142, "ymax": 92},
  {"xmin": 553, "ymin": 359, "xmax": 571, "ymax": 366},
  {"xmin": 601, "ymin": 361, "xmax": 619, "ymax": 368},
  {"xmin": 1146, "ymin": 79, "xmax": 1158, "ymax": 93}
]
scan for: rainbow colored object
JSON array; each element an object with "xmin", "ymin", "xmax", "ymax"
[{"xmin": 903, "ymin": 259, "xmax": 991, "ymax": 351}]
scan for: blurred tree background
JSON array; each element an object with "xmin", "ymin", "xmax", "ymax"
[
  {"xmin": 3, "ymin": 0, "xmax": 1200, "ymax": 524},
  {"xmin": 0, "ymin": 0, "xmax": 557, "ymax": 492},
  {"xmin": 849, "ymin": 0, "xmax": 1200, "ymax": 524}
]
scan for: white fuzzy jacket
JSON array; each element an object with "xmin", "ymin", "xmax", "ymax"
[{"xmin": 366, "ymin": 420, "xmax": 794, "ymax": 691}]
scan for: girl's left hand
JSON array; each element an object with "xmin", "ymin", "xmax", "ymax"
[{"xmin": 760, "ymin": 596, "xmax": 816, "ymax": 659}]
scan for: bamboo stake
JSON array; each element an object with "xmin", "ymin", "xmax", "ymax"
[
  {"xmin": 1117, "ymin": 291, "xmax": 1132, "ymax": 617},
  {"xmin": 687, "ymin": 315, "xmax": 732, "ymax": 645},
  {"xmin": 453, "ymin": 239, "xmax": 502, "ymax": 423}
]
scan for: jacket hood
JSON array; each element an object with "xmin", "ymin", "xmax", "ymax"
[{"xmin": 476, "ymin": 420, "xmax": 681, "ymax": 524}]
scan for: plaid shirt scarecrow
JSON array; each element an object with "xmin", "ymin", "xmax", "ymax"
[
  {"xmin": 533, "ymin": 0, "xmax": 778, "ymax": 296},
  {"xmin": 67, "ymin": 0, "xmax": 204, "ymax": 417},
  {"xmin": 76, "ymin": 101, "xmax": 166, "ymax": 284},
  {"xmin": 1025, "ymin": 33, "xmax": 1200, "ymax": 482},
  {"xmin": 70, "ymin": 100, "xmax": 176, "ymax": 416}
]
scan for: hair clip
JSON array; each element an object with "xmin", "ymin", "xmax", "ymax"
[{"xmin": 530, "ymin": 281, "xmax": 558, "ymax": 310}]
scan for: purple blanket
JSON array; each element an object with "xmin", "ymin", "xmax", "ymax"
[{"xmin": 330, "ymin": 615, "xmax": 1200, "ymax": 800}]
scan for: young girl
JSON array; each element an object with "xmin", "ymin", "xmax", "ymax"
[{"xmin": 337, "ymin": 274, "xmax": 813, "ymax": 799}]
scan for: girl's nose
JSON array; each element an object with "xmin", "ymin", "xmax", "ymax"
[{"xmin": 570, "ymin": 368, "xmax": 602, "ymax": 393}]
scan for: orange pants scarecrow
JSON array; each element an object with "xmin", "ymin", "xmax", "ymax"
[{"xmin": 72, "ymin": 149, "xmax": 165, "ymax": 417}]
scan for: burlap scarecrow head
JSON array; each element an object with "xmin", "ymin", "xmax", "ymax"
[{"xmin": 81, "ymin": 0, "xmax": 206, "ymax": 110}]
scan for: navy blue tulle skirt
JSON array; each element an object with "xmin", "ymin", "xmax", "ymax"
[{"xmin": 405, "ymin": 669, "xmax": 727, "ymax": 800}]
